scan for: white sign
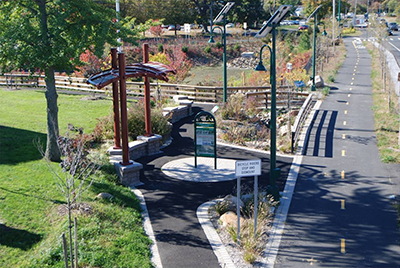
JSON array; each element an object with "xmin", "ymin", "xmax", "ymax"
[
  {"xmin": 235, "ymin": 159, "xmax": 261, "ymax": 177},
  {"xmin": 243, "ymin": 22, "xmax": 247, "ymax": 29},
  {"xmin": 184, "ymin": 23, "xmax": 191, "ymax": 33}
]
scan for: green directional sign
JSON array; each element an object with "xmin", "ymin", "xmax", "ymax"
[{"xmin": 194, "ymin": 111, "xmax": 217, "ymax": 169}]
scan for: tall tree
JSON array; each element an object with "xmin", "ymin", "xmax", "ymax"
[{"xmin": 0, "ymin": 0, "xmax": 143, "ymax": 161}]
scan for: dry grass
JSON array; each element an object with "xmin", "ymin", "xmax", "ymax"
[{"xmin": 366, "ymin": 43, "xmax": 400, "ymax": 163}]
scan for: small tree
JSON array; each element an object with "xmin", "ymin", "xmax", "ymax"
[{"xmin": 38, "ymin": 125, "xmax": 100, "ymax": 268}]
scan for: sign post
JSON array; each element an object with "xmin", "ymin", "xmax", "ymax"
[
  {"xmin": 194, "ymin": 111, "xmax": 217, "ymax": 169},
  {"xmin": 235, "ymin": 159, "xmax": 262, "ymax": 242}
]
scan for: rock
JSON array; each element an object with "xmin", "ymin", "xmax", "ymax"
[
  {"xmin": 96, "ymin": 192, "xmax": 114, "ymax": 199},
  {"xmin": 227, "ymin": 57, "xmax": 258, "ymax": 69},
  {"xmin": 315, "ymin": 75, "xmax": 324, "ymax": 88},
  {"xmin": 279, "ymin": 126, "xmax": 289, "ymax": 137},
  {"xmin": 221, "ymin": 195, "xmax": 244, "ymax": 212},
  {"xmin": 219, "ymin": 211, "xmax": 244, "ymax": 228},
  {"xmin": 241, "ymin": 52, "xmax": 255, "ymax": 58}
]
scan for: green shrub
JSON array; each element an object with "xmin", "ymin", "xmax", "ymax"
[
  {"xmin": 215, "ymin": 41, "xmax": 223, "ymax": 49},
  {"xmin": 181, "ymin": 46, "xmax": 188, "ymax": 53},
  {"xmin": 298, "ymin": 32, "xmax": 311, "ymax": 52},
  {"xmin": 214, "ymin": 201, "xmax": 230, "ymax": 216},
  {"xmin": 158, "ymin": 43, "xmax": 164, "ymax": 53},
  {"xmin": 342, "ymin": 28, "xmax": 356, "ymax": 34},
  {"xmin": 97, "ymin": 101, "xmax": 172, "ymax": 142},
  {"xmin": 204, "ymin": 46, "xmax": 212, "ymax": 54},
  {"xmin": 322, "ymin": 86, "xmax": 330, "ymax": 96},
  {"xmin": 328, "ymin": 75, "xmax": 335, "ymax": 82},
  {"xmin": 234, "ymin": 43, "xmax": 241, "ymax": 52}
]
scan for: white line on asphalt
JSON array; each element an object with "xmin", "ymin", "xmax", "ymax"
[
  {"xmin": 388, "ymin": 42, "xmax": 400, "ymax": 53},
  {"xmin": 263, "ymin": 100, "xmax": 322, "ymax": 268}
]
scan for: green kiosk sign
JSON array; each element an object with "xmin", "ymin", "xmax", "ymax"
[{"xmin": 194, "ymin": 111, "xmax": 217, "ymax": 169}]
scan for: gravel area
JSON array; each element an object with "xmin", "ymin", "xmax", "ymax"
[{"xmin": 208, "ymin": 200, "xmax": 275, "ymax": 268}]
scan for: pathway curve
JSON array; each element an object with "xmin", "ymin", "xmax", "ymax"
[{"xmin": 136, "ymin": 105, "xmax": 294, "ymax": 268}]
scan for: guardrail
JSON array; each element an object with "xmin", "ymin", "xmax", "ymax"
[
  {"xmin": 245, "ymin": 89, "xmax": 309, "ymax": 110},
  {"xmin": 291, "ymin": 93, "xmax": 314, "ymax": 153}
]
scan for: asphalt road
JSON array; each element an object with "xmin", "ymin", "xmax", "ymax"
[
  {"xmin": 136, "ymin": 104, "xmax": 294, "ymax": 268},
  {"xmin": 386, "ymin": 31, "xmax": 400, "ymax": 65},
  {"xmin": 275, "ymin": 34, "xmax": 400, "ymax": 267}
]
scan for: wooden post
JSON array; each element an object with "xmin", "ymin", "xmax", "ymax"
[
  {"xmin": 74, "ymin": 217, "xmax": 78, "ymax": 268},
  {"xmin": 143, "ymin": 43, "xmax": 152, "ymax": 136},
  {"xmin": 111, "ymin": 48, "xmax": 121, "ymax": 149},
  {"xmin": 61, "ymin": 233, "xmax": 69, "ymax": 268},
  {"xmin": 118, "ymin": 53, "xmax": 131, "ymax": 165}
]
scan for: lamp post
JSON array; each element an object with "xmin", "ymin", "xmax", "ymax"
[
  {"xmin": 211, "ymin": 2, "xmax": 234, "ymax": 103},
  {"xmin": 254, "ymin": 38, "xmax": 280, "ymax": 201},
  {"xmin": 254, "ymin": 5, "xmax": 292, "ymax": 201},
  {"xmin": 309, "ymin": 5, "xmax": 322, "ymax": 92},
  {"xmin": 209, "ymin": 24, "xmax": 228, "ymax": 103}
]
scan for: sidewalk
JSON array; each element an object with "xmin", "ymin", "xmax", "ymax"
[{"xmin": 275, "ymin": 35, "xmax": 400, "ymax": 267}]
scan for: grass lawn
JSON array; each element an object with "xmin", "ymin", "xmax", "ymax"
[{"xmin": 0, "ymin": 88, "xmax": 153, "ymax": 267}]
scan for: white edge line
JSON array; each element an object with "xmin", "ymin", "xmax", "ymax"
[
  {"xmin": 264, "ymin": 100, "xmax": 322, "ymax": 267},
  {"xmin": 131, "ymin": 187, "xmax": 163, "ymax": 268},
  {"xmin": 388, "ymin": 41, "xmax": 400, "ymax": 53},
  {"xmin": 197, "ymin": 200, "xmax": 236, "ymax": 268}
]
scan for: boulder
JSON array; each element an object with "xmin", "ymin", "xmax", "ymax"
[
  {"xmin": 220, "ymin": 195, "xmax": 244, "ymax": 212},
  {"xmin": 315, "ymin": 75, "xmax": 325, "ymax": 88},
  {"xmin": 96, "ymin": 192, "xmax": 114, "ymax": 199},
  {"xmin": 219, "ymin": 211, "xmax": 244, "ymax": 228}
]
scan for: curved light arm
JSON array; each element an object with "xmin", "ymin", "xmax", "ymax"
[
  {"xmin": 255, "ymin": 44, "xmax": 272, "ymax": 71},
  {"xmin": 209, "ymin": 26, "xmax": 224, "ymax": 44}
]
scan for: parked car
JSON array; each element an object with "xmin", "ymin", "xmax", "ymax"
[
  {"xmin": 226, "ymin": 23, "xmax": 234, "ymax": 28},
  {"xmin": 299, "ymin": 25, "xmax": 309, "ymax": 30},
  {"xmin": 168, "ymin": 25, "xmax": 181, "ymax": 31},
  {"xmin": 388, "ymin": 22, "xmax": 398, "ymax": 31}
]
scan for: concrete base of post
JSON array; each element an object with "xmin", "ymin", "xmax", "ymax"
[{"xmin": 114, "ymin": 161, "xmax": 143, "ymax": 187}]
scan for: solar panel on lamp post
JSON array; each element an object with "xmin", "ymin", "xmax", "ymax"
[
  {"xmin": 255, "ymin": 5, "xmax": 292, "ymax": 201},
  {"xmin": 213, "ymin": 2, "xmax": 234, "ymax": 103}
]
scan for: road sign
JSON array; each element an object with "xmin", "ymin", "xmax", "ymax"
[
  {"xmin": 184, "ymin": 23, "xmax": 191, "ymax": 33},
  {"xmin": 235, "ymin": 159, "xmax": 261, "ymax": 177},
  {"xmin": 256, "ymin": 5, "xmax": 292, "ymax": 38}
]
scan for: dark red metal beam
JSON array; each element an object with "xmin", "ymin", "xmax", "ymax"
[
  {"xmin": 111, "ymin": 48, "xmax": 121, "ymax": 149},
  {"xmin": 118, "ymin": 53, "xmax": 130, "ymax": 166},
  {"xmin": 143, "ymin": 43, "xmax": 152, "ymax": 137}
]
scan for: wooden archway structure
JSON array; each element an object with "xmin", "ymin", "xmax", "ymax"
[{"xmin": 87, "ymin": 44, "xmax": 176, "ymax": 166}]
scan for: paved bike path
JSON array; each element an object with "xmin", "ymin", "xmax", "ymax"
[{"xmin": 275, "ymin": 36, "xmax": 400, "ymax": 267}]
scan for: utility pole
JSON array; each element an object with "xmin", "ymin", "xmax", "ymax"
[
  {"xmin": 333, "ymin": 0, "xmax": 336, "ymax": 52},
  {"xmin": 116, "ymin": 0, "xmax": 121, "ymax": 52}
]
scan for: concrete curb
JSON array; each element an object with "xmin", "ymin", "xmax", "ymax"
[
  {"xmin": 130, "ymin": 187, "xmax": 163, "ymax": 268},
  {"xmin": 197, "ymin": 200, "xmax": 236, "ymax": 268}
]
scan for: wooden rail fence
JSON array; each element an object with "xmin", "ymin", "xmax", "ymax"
[{"xmin": 1, "ymin": 73, "xmax": 314, "ymax": 153}]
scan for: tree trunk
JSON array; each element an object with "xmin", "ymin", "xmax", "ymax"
[
  {"xmin": 45, "ymin": 66, "xmax": 61, "ymax": 162},
  {"xmin": 36, "ymin": 0, "xmax": 61, "ymax": 162}
]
